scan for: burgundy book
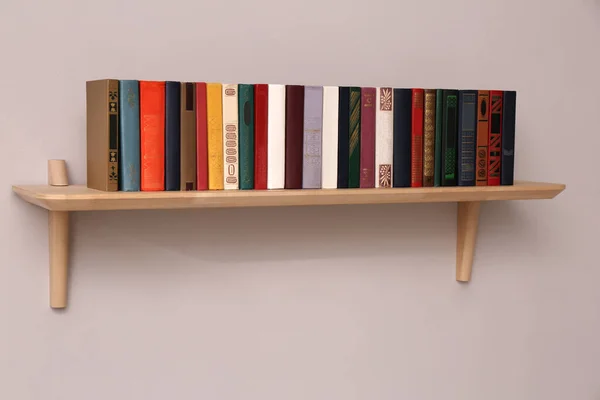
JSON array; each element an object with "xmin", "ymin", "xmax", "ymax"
[
  {"xmin": 254, "ymin": 84, "xmax": 268, "ymax": 190},
  {"xmin": 360, "ymin": 87, "xmax": 376, "ymax": 188},
  {"xmin": 285, "ymin": 85, "xmax": 304, "ymax": 189},
  {"xmin": 411, "ymin": 88, "xmax": 424, "ymax": 187},
  {"xmin": 196, "ymin": 82, "xmax": 208, "ymax": 190}
]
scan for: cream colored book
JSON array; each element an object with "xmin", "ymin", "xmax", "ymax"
[
  {"xmin": 267, "ymin": 84, "xmax": 286, "ymax": 189},
  {"xmin": 375, "ymin": 87, "xmax": 394, "ymax": 188},
  {"xmin": 321, "ymin": 86, "xmax": 339, "ymax": 189},
  {"xmin": 222, "ymin": 84, "xmax": 239, "ymax": 190}
]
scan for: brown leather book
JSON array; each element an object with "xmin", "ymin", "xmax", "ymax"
[
  {"xmin": 423, "ymin": 89, "xmax": 436, "ymax": 187},
  {"xmin": 285, "ymin": 85, "xmax": 304, "ymax": 189},
  {"xmin": 86, "ymin": 79, "xmax": 119, "ymax": 191},
  {"xmin": 180, "ymin": 82, "xmax": 197, "ymax": 190}
]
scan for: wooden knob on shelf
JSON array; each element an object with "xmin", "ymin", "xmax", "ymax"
[{"xmin": 48, "ymin": 160, "xmax": 69, "ymax": 186}]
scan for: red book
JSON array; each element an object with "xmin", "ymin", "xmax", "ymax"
[
  {"xmin": 488, "ymin": 90, "xmax": 503, "ymax": 186},
  {"xmin": 254, "ymin": 84, "xmax": 268, "ymax": 190},
  {"xmin": 284, "ymin": 85, "xmax": 304, "ymax": 189},
  {"xmin": 196, "ymin": 82, "xmax": 208, "ymax": 190},
  {"xmin": 360, "ymin": 87, "xmax": 376, "ymax": 188},
  {"xmin": 140, "ymin": 81, "xmax": 165, "ymax": 191},
  {"xmin": 411, "ymin": 88, "xmax": 424, "ymax": 187}
]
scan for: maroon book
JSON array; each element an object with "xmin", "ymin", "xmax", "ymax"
[
  {"xmin": 285, "ymin": 85, "xmax": 304, "ymax": 189},
  {"xmin": 254, "ymin": 84, "xmax": 268, "ymax": 190},
  {"xmin": 360, "ymin": 87, "xmax": 376, "ymax": 188},
  {"xmin": 411, "ymin": 88, "xmax": 424, "ymax": 187},
  {"xmin": 196, "ymin": 82, "xmax": 208, "ymax": 190}
]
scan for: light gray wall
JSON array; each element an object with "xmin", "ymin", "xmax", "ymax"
[{"xmin": 1, "ymin": 0, "xmax": 599, "ymax": 399}]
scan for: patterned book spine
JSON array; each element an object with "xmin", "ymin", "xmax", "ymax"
[
  {"xmin": 375, "ymin": 87, "xmax": 393, "ymax": 188},
  {"xmin": 165, "ymin": 81, "xmax": 181, "ymax": 191},
  {"xmin": 348, "ymin": 87, "xmax": 361, "ymax": 188},
  {"xmin": 180, "ymin": 82, "xmax": 197, "ymax": 190},
  {"xmin": 238, "ymin": 84, "xmax": 254, "ymax": 190},
  {"xmin": 488, "ymin": 90, "xmax": 503, "ymax": 186},
  {"xmin": 433, "ymin": 89, "xmax": 443, "ymax": 187},
  {"xmin": 140, "ymin": 81, "xmax": 165, "ymax": 191},
  {"xmin": 422, "ymin": 89, "xmax": 436, "ymax": 187},
  {"xmin": 302, "ymin": 86, "xmax": 323, "ymax": 189},
  {"xmin": 267, "ymin": 84, "xmax": 286, "ymax": 189},
  {"xmin": 457, "ymin": 90, "xmax": 477, "ymax": 186},
  {"xmin": 441, "ymin": 89, "xmax": 458, "ymax": 186},
  {"xmin": 411, "ymin": 89, "xmax": 424, "ymax": 187},
  {"xmin": 206, "ymin": 83, "xmax": 223, "ymax": 190},
  {"xmin": 392, "ymin": 88, "xmax": 412, "ymax": 188},
  {"xmin": 196, "ymin": 82, "xmax": 208, "ymax": 190},
  {"xmin": 118, "ymin": 80, "xmax": 140, "ymax": 191},
  {"xmin": 475, "ymin": 90, "xmax": 489, "ymax": 186},
  {"xmin": 501, "ymin": 91, "xmax": 516, "ymax": 185},
  {"xmin": 254, "ymin": 84, "xmax": 268, "ymax": 190},
  {"xmin": 360, "ymin": 87, "xmax": 376, "ymax": 188},
  {"xmin": 222, "ymin": 84, "xmax": 239, "ymax": 190},
  {"xmin": 337, "ymin": 87, "xmax": 350, "ymax": 188},
  {"xmin": 322, "ymin": 86, "xmax": 339, "ymax": 189},
  {"xmin": 285, "ymin": 85, "xmax": 304, "ymax": 189}
]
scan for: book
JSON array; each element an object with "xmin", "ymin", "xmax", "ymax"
[
  {"xmin": 86, "ymin": 79, "xmax": 119, "ymax": 191},
  {"xmin": 434, "ymin": 89, "xmax": 443, "ymax": 187},
  {"xmin": 375, "ymin": 87, "xmax": 393, "ymax": 188},
  {"xmin": 360, "ymin": 87, "xmax": 376, "ymax": 188},
  {"xmin": 476, "ymin": 90, "xmax": 490, "ymax": 186},
  {"xmin": 411, "ymin": 88, "xmax": 424, "ymax": 187},
  {"xmin": 337, "ymin": 87, "xmax": 350, "ymax": 188},
  {"xmin": 348, "ymin": 87, "xmax": 361, "ymax": 188},
  {"xmin": 423, "ymin": 89, "xmax": 436, "ymax": 187},
  {"xmin": 118, "ymin": 80, "xmax": 140, "ymax": 192},
  {"xmin": 139, "ymin": 81, "xmax": 166, "ymax": 191},
  {"xmin": 457, "ymin": 90, "xmax": 477, "ymax": 186},
  {"xmin": 285, "ymin": 85, "xmax": 304, "ymax": 189},
  {"xmin": 196, "ymin": 82, "xmax": 208, "ymax": 190},
  {"xmin": 392, "ymin": 88, "xmax": 411, "ymax": 188},
  {"xmin": 488, "ymin": 90, "xmax": 503, "ymax": 186},
  {"xmin": 302, "ymin": 86, "xmax": 323, "ymax": 189},
  {"xmin": 441, "ymin": 89, "xmax": 458, "ymax": 186},
  {"xmin": 206, "ymin": 83, "xmax": 223, "ymax": 190},
  {"xmin": 180, "ymin": 82, "xmax": 197, "ymax": 190},
  {"xmin": 322, "ymin": 86, "xmax": 339, "ymax": 189},
  {"xmin": 267, "ymin": 84, "xmax": 286, "ymax": 189},
  {"xmin": 254, "ymin": 84, "xmax": 268, "ymax": 190},
  {"xmin": 165, "ymin": 81, "xmax": 181, "ymax": 191},
  {"xmin": 501, "ymin": 91, "xmax": 516, "ymax": 185},
  {"xmin": 238, "ymin": 84, "xmax": 254, "ymax": 190},
  {"xmin": 222, "ymin": 84, "xmax": 239, "ymax": 190}
]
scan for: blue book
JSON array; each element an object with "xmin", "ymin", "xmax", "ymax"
[
  {"xmin": 457, "ymin": 90, "xmax": 477, "ymax": 186},
  {"xmin": 165, "ymin": 81, "xmax": 181, "ymax": 191},
  {"xmin": 118, "ymin": 80, "xmax": 141, "ymax": 191}
]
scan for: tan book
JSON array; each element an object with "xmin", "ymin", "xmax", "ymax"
[
  {"xmin": 86, "ymin": 79, "xmax": 119, "ymax": 191},
  {"xmin": 180, "ymin": 82, "xmax": 197, "ymax": 190},
  {"xmin": 222, "ymin": 84, "xmax": 239, "ymax": 190}
]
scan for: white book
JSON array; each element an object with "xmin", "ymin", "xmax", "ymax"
[
  {"xmin": 321, "ymin": 86, "xmax": 339, "ymax": 189},
  {"xmin": 375, "ymin": 87, "xmax": 394, "ymax": 188},
  {"xmin": 267, "ymin": 84, "xmax": 286, "ymax": 189},
  {"xmin": 222, "ymin": 84, "xmax": 239, "ymax": 190}
]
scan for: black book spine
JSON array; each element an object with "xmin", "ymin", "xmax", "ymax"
[
  {"xmin": 393, "ymin": 88, "xmax": 412, "ymax": 187},
  {"xmin": 501, "ymin": 91, "xmax": 516, "ymax": 185},
  {"xmin": 457, "ymin": 90, "xmax": 477, "ymax": 186},
  {"xmin": 442, "ymin": 89, "xmax": 459, "ymax": 186},
  {"xmin": 337, "ymin": 87, "xmax": 350, "ymax": 188},
  {"xmin": 165, "ymin": 81, "xmax": 181, "ymax": 191}
]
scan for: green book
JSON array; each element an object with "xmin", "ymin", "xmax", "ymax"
[
  {"xmin": 442, "ymin": 89, "xmax": 459, "ymax": 186},
  {"xmin": 348, "ymin": 87, "xmax": 361, "ymax": 188},
  {"xmin": 238, "ymin": 84, "xmax": 254, "ymax": 190},
  {"xmin": 434, "ymin": 89, "xmax": 443, "ymax": 187}
]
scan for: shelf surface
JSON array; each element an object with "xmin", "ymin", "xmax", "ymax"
[{"xmin": 12, "ymin": 180, "xmax": 565, "ymax": 211}]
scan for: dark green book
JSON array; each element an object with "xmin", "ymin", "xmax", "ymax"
[
  {"xmin": 348, "ymin": 87, "xmax": 361, "ymax": 188},
  {"xmin": 238, "ymin": 84, "xmax": 254, "ymax": 190},
  {"xmin": 441, "ymin": 89, "xmax": 459, "ymax": 186},
  {"xmin": 434, "ymin": 89, "xmax": 443, "ymax": 187}
]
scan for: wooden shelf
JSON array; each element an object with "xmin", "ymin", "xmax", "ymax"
[{"xmin": 12, "ymin": 165, "xmax": 566, "ymax": 310}]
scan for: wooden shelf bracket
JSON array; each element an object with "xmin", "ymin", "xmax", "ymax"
[{"xmin": 456, "ymin": 201, "xmax": 481, "ymax": 282}]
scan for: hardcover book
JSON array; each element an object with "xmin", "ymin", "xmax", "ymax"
[
  {"xmin": 267, "ymin": 84, "xmax": 286, "ymax": 189},
  {"xmin": 393, "ymin": 88, "xmax": 412, "ymax": 188},
  {"xmin": 302, "ymin": 86, "xmax": 323, "ymax": 189},
  {"xmin": 360, "ymin": 87, "xmax": 376, "ymax": 188},
  {"xmin": 285, "ymin": 85, "xmax": 304, "ymax": 189},
  {"xmin": 254, "ymin": 84, "xmax": 268, "ymax": 190},
  {"xmin": 488, "ymin": 90, "xmax": 503, "ymax": 186},
  {"xmin": 423, "ymin": 89, "xmax": 436, "ymax": 187},
  {"xmin": 441, "ymin": 89, "xmax": 458, "ymax": 186},
  {"xmin": 476, "ymin": 90, "xmax": 490, "ymax": 186},
  {"xmin": 348, "ymin": 87, "xmax": 361, "ymax": 188},
  {"xmin": 337, "ymin": 87, "xmax": 350, "ymax": 188},
  {"xmin": 196, "ymin": 82, "xmax": 208, "ymax": 190},
  {"xmin": 165, "ymin": 81, "xmax": 181, "ymax": 191},
  {"xmin": 222, "ymin": 84, "xmax": 239, "ymax": 189},
  {"xmin": 501, "ymin": 90, "xmax": 516, "ymax": 185},
  {"xmin": 434, "ymin": 89, "xmax": 443, "ymax": 187},
  {"xmin": 375, "ymin": 87, "xmax": 393, "ymax": 188},
  {"xmin": 238, "ymin": 84, "xmax": 254, "ymax": 190},
  {"xmin": 139, "ymin": 81, "xmax": 166, "ymax": 191},
  {"xmin": 322, "ymin": 86, "xmax": 339, "ymax": 189},
  {"xmin": 180, "ymin": 82, "xmax": 197, "ymax": 190},
  {"xmin": 457, "ymin": 90, "xmax": 477, "ymax": 186},
  {"xmin": 411, "ymin": 88, "xmax": 424, "ymax": 187},
  {"xmin": 206, "ymin": 83, "xmax": 224, "ymax": 190},
  {"xmin": 118, "ymin": 80, "xmax": 140, "ymax": 192}
]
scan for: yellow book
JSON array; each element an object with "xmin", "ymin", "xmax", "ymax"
[{"xmin": 207, "ymin": 83, "xmax": 224, "ymax": 189}]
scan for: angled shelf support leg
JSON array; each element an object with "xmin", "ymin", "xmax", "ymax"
[{"xmin": 456, "ymin": 201, "xmax": 481, "ymax": 282}]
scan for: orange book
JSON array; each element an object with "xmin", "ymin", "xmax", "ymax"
[{"xmin": 140, "ymin": 81, "xmax": 165, "ymax": 191}]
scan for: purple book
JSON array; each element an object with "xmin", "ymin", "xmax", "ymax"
[{"xmin": 302, "ymin": 86, "xmax": 323, "ymax": 188}]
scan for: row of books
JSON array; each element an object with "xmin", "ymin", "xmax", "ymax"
[{"xmin": 85, "ymin": 79, "xmax": 517, "ymax": 192}]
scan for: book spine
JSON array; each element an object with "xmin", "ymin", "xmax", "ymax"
[
  {"xmin": 422, "ymin": 89, "xmax": 436, "ymax": 187},
  {"xmin": 180, "ymin": 82, "xmax": 197, "ymax": 190},
  {"xmin": 302, "ymin": 86, "xmax": 323, "ymax": 189},
  {"xmin": 411, "ymin": 88, "xmax": 424, "ymax": 187},
  {"xmin": 165, "ymin": 81, "xmax": 181, "ymax": 191},
  {"xmin": 433, "ymin": 89, "xmax": 443, "ymax": 187},
  {"xmin": 285, "ymin": 85, "xmax": 304, "ymax": 189},
  {"xmin": 488, "ymin": 90, "xmax": 503, "ymax": 186},
  {"xmin": 375, "ymin": 87, "xmax": 393, "ymax": 188},
  {"xmin": 254, "ymin": 84, "xmax": 268, "ymax": 190},
  {"xmin": 393, "ymin": 88, "xmax": 412, "ymax": 188},
  {"xmin": 501, "ymin": 91, "xmax": 516, "ymax": 185},
  {"xmin": 267, "ymin": 84, "xmax": 286, "ymax": 189},
  {"xmin": 206, "ymin": 83, "xmax": 223, "ymax": 190},
  {"xmin": 348, "ymin": 87, "xmax": 361, "ymax": 188},
  {"xmin": 457, "ymin": 90, "xmax": 477, "ymax": 186},
  {"xmin": 222, "ymin": 84, "xmax": 239, "ymax": 190},
  {"xmin": 441, "ymin": 89, "xmax": 458, "ymax": 186},
  {"xmin": 238, "ymin": 84, "xmax": 254, "ymax": 190},
  {"xmin": 196, "ymin": 82, "xmax": 208, "ymax": 190},
  {"xmin": 118, "ymin": 80, "xmax": 140, "ymax": 192},
  {"xmin": 140, "ymin": 81, "xmax": 165, "ymax": 191},
  {"xmin": 476, "ymin": 90, "xmax": 490, "ymax": 186},
  {"xmin": 322, "ymin": 86, "xmax": 339, "ymax": 189},
  {"xmin": 360, "ymin": 87, "xmax": 376, "ymax": 188},
  {"xmin": 337, "ymin": 87, "xmax": 350, "ymax": 188}
]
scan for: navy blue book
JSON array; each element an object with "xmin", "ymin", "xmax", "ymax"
[
  {"xmin": 118, "ymin": 80, "xmax": 140, "ymax": 191},
  {"xmin": 457, "ymin": 90, "xmax": 477, "ymax": 186},
  {"xmin": 501, "ymin": 91, "xmax": 516, "ymax": 185},
  {"xmin": 165, "ymin": 81, "xmax": 181, "ymax": 191},
  {"xmin": 392, "ymin": 88, "xmax": 412, "ymax": 187},
  {"xmin": 337, "ymin": 87, "xmax": 350, "ymax": 188}
]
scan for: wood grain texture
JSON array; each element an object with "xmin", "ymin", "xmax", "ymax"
[
  {"xmin": 456, "ymin": 201, "xmax": 481, "ymax": 282},
  {"xmin": 49, "ymin": 211, "xmax": 69, "ymax": 308}
]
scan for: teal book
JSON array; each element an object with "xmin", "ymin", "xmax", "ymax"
[
  {"xmin": 433, "ymin": 89, "xmax": 443, "ymax": 187},
  {"xmin": 118, "ymin": 80, "xmax": 140, "ymax": 191},
  {"xmin": 238, "ymin": 84, "xmax": 254, "ymax": 189}
]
